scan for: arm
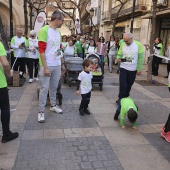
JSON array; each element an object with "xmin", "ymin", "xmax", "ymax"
[
  {"xmin": 10, "ymin": 37, "xmax": 19, "ymax": 49},
  {"xmin": 76, "ymin": 80, "xmax": 81, "ymax": 95},
  {"xmin": 119, "ymin": 107, "xmax": 126, "ymax": 127},
  {"xmin": 136, "ymin": 42, "xmax": 144, "ymax": 73},
  {"xmin": 0, "ymin": 56, "xmax": 11, "ymax": 77}
]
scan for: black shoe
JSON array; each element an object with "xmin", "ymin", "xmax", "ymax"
[
  {"xmin": 84, "ymin": 109, "xmax": 91, "ymax": 115},
  {"xmin": 116, "ymin": 99, "xmax": 120, "ymax": 105},
  {"xmin": 164, "ymin": 75, "xmax": 168, "ymax": 78},
  {"xmin": 153, "ymin": 74, "xmax": 158, "ymax": 76},
  {"xmin": 169, "ymin": 87, "xmax": 170, "ymax": 93},
  {"xmin": 117, "ymin": 70, "xmax": 119, "ymax": 74},
  {"xmin": 79, "ymin": 109, "xmax": 84, "ymax": 116},
  {"xmin": 1, "ymin": 131, "xmax": 19, "ymax": 143},
  {"xmin": 114, "ymin": 114, "xmax": 118, "ymax": 120}
]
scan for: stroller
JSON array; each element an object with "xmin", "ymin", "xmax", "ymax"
[
  {"xmin": 37, "ymin": 79, "xmax": 62, "ymax": 105},
  {"xmin": 64, "ymin": 57, "xmax": 83, "ymax": 87},
  {"xmin": 87, "ymin": 53, "xmax": 104, "ymax": 91}
]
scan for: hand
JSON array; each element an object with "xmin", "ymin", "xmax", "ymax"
[
  {"xmin": 132, "ymin": 126, "xmax": 138, "ymax": 130},
  {"xmin": 136, "ymin": 71, "xmax": 141, "ymax": 75},
  {"xmin": 76, "ymin": 90, "xmax": 80, "ymax": 95},
  {"xmin": 10, "ymin": 70, "xmax": 13, "ymax": 77},
  {"xmin": 117, "ymin": 59, "xmax": 121, "ymax": 63},
  {"xmin": 74, "ymin": 54, "xmax": 78, "ymax": 57},
  {"xmin": 30, "ymin": 49, "xmax": 35, "ymax": 53},
  {"xmin": 44, "ymin": 67, "xmax": 51, "ymax": 77},
  {"xmin": 121, "ymin": 126, "xmax": 127, "ymax": 129}
]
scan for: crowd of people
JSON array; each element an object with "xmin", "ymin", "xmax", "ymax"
[{"xmin": 0, "ymin": 9, "xmax": 170, "ymax": 144}]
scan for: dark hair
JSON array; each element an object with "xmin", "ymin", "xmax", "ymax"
[
  {"xmin": 82, "ymin": 59, "xmax": 93, "ymax": 68},
  {"xmin": 127, "ymin": 108, "xmax": 138, "ymax": 123},
  {"xmin": 110, "ymin": 35, "xmax": 115, "ymax": 40},
  {"xmin": 99, "ymin": 36, "xmax": 105, "ymax": 42},
  {"xmin": 157, "ymin": 37, "xmax": 162, "ymax": 43},
  {"xmin": 51, "ymin": 10, "xmax": 64, "ymax": 21}
]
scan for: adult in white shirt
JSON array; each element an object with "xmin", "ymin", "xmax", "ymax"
[
  {"xmin": 108, "ymin": 35, "xmax": 117, "ymax": 73},
  {"xmin": 11, "ymin": 29, "xmax": 27, "ymax": 79},
  {"xmin": 27, "ymin": 30, "xmax": 39, "ymax": 83},
  {"xmin": 38, "ymin": 10, "xmax": 65, "ymax": 123}
]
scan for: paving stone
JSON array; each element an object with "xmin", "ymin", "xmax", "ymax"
[{"xmin": 80, "ymin": 162, "xmax": 92, "ymax": 169}]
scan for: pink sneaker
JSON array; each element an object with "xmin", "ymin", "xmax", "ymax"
[
  {"xmin": 165, "ymin": 131, "xmax": 170, "ymax": 143},
  {"xmin": 161, "ymin": 126, "xmax": 166, "ymax": 138}
]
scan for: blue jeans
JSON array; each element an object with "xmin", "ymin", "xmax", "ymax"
[
  {"xmin": 98, "ymin": 55, "xmax": 104, "ymax": 74},
  {"xmin": 118, "ymin": 68, "xmax": 137, "ymax": 99},
  {"xmin": 78, "ymin": 53, "xmax": 83, "ymax": 58}
]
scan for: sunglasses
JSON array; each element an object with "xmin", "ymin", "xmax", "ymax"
[
  {"xmin": 31, "ymin": 35, "xmax": 35, "ymax": 38},
  {"xmin": 100, "ymin": 39, "xmax": 104, "ymax": 40}
]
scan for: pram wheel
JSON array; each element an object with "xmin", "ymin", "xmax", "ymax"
[
  {"xmin": 99, "ymin": 84, "xmax": 103, "ymax": 91},
  {"xmin": 57, "ymin": 92, "xmax": 62, "ymax": 105}
]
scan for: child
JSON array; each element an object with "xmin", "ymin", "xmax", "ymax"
[
  {"xmin": 114, "ymin": 97, "xmax": 138, "ymax": 129},
  {"xmin": 161, "ymin": 74, "xmax": 170, "ymax": 143},
  {"xmin": 76, "ymin": 59, "xmax": 93, "ymax": 116}
]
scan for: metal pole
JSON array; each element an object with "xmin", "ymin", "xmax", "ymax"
[
  {"xmin": 9, "ymin": 0, "xmax": 13, "ymax": 39},
  {"xmin": 130, "ymin": 0, "xmax": 136, "ymax": 33}
]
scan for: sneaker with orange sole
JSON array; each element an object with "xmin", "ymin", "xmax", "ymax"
[
  {"xmin": 165, "ymin": 131, "xmax": 170, "ymax": 143},
  {"xmin": 161, "ymin": 126, "xmax": 166, "ymax": 138}
]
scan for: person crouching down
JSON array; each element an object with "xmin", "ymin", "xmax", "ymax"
[
  {"xmin": 114, "ymin": 97, "xmax": 138, "ymax": 129},
  {"xmin": 76, "ymin": 59, "xmax": 93, "ymax": 116}
]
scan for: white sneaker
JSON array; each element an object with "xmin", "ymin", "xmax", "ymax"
[
  {"xmin": 29, "ymin": 79, "xmax": 33, "ymax": 83},
  {"xmin": 34, "ymin": 77, "xmax": 39, "ymax": 81},
  {"xmin": 50, "ymin": 105, "xmax": 62, "ymax": 114},
  {"xmin": 38, "ymin": 112, "xmax": 45, "ymax": 123}
]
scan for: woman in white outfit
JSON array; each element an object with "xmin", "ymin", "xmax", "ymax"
[
  {"xmin": 27, "ymin": 30, "xmax": 39, "ymax": 83},
  {"xmin": 107, "ymin": 35, "xmax": 117, "ymax": 73}
]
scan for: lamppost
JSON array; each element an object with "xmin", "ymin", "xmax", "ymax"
[
  {"xmin": 28, "ymin": 0, "xmax": 35, "ymax": 30},
  {"xmin": 9, "ymin": 0, "xmax": 13, "ymax": 39},
  {"xmin": 130, "ymin": 0, "xmax": 136, "ymax": 33}
]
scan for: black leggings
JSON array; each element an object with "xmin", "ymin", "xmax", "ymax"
[
  {"xmin": 27, "ymin": 58, "xmax": 39, "ymax": 79},
  {"xmin": 0, "ymin": 87, "xmax": 10, "ymax": 136},
  {"xmin": 79, "ymin": 91, "xmax": 91, "ymax": 110}
]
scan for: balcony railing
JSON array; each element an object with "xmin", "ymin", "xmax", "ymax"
[
  {"xmin": 102, "ymin": 10, "xmax": 110, "ymax": 21},
  {"xmin": 111, "ymin": 4, "xmax": 147, "ymax": 19}
]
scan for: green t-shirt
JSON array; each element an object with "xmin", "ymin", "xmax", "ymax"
[
  {"xmin": 0, "ymin": 42, "xmax": 7, "ymax": 88},
  {"xmin": 120, "ymin": 97, "xmax": 138, "ymax": 127}
]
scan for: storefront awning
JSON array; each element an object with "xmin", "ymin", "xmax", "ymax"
[
  {"xmin": 141, "ymin": 9, "xmax": 170, "ymax": 19},
  {"xmin": 116, "ymin": 22, "xmax": 125, "ymax": 27}
]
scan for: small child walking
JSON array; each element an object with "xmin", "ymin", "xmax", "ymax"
[
  {"xmin": 76, "ymin": 59, "xmax": 93, "ymax": 116},
  {"xmin": 114, "ymin": 97, "xmax": 138, "ymax": 129}
]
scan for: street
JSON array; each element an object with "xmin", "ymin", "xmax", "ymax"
[{"xmin": 0, "ymin": 64, "xmax": 170, "ymax": 170}]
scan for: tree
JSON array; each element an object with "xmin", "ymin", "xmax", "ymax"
[
  {"xmin": 54, "ymin": 0, "xmax": 90, "ymax": 34},
  {"xmin": 23, "ymin": 0, "xmax": 49, "ymax": 36},
  {"xmin": 147, "ymin": 0, "xmax": 158, "ymax": 82},
  {"xmin": 112, "ymin": 0, "xmax": 129, "ymax": 34}
]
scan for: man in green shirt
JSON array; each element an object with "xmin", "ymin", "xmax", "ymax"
[
  {"xmin": 114, "ymin": 97, "xmax": 138, "ymax": 129},
  {"xmin": 0, "ymin": 41, "xmax": 19, "ymax": 143}
]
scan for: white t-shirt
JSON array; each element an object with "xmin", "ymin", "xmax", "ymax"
[
  {"xmin": 64, "ymin": 45, "xmax": 74, "ymax": 55},
  {"xmin": 45, "ymin": 27, "xmax": 61, "ymax": 66},
  {"xmin": 11, "ymin": 36, "xmax": 26, "ymax": 58},
  {"xmin": 120, "ymin": 42, "xmax": 139, "ymax": 71},
  {"xmin": 28, "ymin": 38, "xmax": 39, "ymax": 59},
  {"xmin": 88, "ymin": 46, "xmax": 95, "ymax": 54},
  {"xmin": 78, "ymin": 71, "xmax": 93, "ymax": 94}
]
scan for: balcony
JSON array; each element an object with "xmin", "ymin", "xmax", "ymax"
[
  {"xmin": 102, "ymin": 10, "xmax": 110, "ymax": 22},
  {"xmin": 111, "ymin": 4, "xmax": 147, "ymax": 19}
]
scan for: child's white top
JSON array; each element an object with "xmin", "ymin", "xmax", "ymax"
[{"xmin": 78, "ymin": 71, "xmax": 93, "ymax": 94}]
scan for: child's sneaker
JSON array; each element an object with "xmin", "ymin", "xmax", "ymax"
[
  {"xmin": 79, "ymin": 109, "xmax": 84, "ymax": 116},
  {"xmin": 1, "ymin": 131, "xmax": 19, "ymax": 143},
  {"xmin": 38, "ymin": 112, "xmax": 45, "ymax": 123},
  {"xmin": 84, "ymin": 109, "xmax": 91, "ymax": 115},
  {"xmin": 50, "ymin": 105, "xmax": 62, "ymax": 114},
  {"xmin": 165, "ymin": 131, "xmax": 170, "ymax": 143},
  {"xmin": 161, "ymin": 126, "xmax": 166, "ymax": 138},
  {"xmin": 29, "ymin": 79, "xmax": 33, "ymax": 83}
]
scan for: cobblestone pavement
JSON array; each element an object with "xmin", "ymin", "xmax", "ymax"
[{"xmin": 0, "ymin": 64, "xmax": 170, "ymax": 170}]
